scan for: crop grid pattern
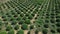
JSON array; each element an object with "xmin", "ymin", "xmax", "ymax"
[{"xmin": 0, "ymin": 0, "xmax": 60, "ymax": 34}]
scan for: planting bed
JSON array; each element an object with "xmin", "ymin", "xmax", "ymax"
[{"xmin": 0, "ymin": 0, "xmax": 60, "ymax": 34}]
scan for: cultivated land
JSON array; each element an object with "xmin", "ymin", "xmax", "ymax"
[{"xmin": 0, "ymin": 0, "xmax": 60, "ymax": 34}]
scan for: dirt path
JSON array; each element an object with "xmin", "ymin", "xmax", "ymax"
[
  {"xmin": 14, "ymin": 30, "xmax": 17, "ymax": 34},
  {"xmin": 31, "ymin": 14, "xmax": 37, "ymax": 24}
]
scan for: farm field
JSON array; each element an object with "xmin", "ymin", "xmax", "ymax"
[{"xmin": 0, "ymin": 0, "xmax": 60, "ymax": 34}]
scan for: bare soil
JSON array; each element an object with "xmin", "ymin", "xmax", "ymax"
[{"xmin": 38, "ymin": 32, "xmax": 42, "ymax": 34}]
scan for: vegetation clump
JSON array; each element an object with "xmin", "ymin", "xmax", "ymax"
[
  {"xmin": 0, "ymin": 31, "xmax": 7, "ymax": 34},
  {"xmin": 17, "ymin": 29, "xmax": 24, "ymax": 34},
  {"xmin": 21, "ymin": 24, "xmax": 28, "ymax": 30},
  {"xmin": 8, "ymin": 29, "xmax": 14, "ymax": 34}
]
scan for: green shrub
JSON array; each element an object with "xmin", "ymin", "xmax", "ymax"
[
  {"xmin": 20, "ymin": 13, "xmax": 24, "ymax": 17},
  {"xmin": 8, "ymin": 29, "xmax": 14, "ymax": 34},
  {"xmin": 28, "ymin": 15, "xmax": 33, "ymax": 19},
  {"xmin": 25, "ymin": 19, "xmax": 31, "ymax": 24},
  {"xmin": 10, "ymin": 17, "xmax": 16, "ymax": 21},
  {"xmin": 0, "ymin": 21, "xmax": 3, "ymax": 26},
  {"xmin": 57, "ymin": 28, "xmax": 60, "ymax": 33},
  {"xmin": 33, "ymin": 0, "xmax": 44, "ymax": 5},
  {"xmin": 18, "ymin": 20, "xmax": 24, "ymax": 24},
  {"xmin": 44, "ymin": 24, "xmax": 49, "ymax": 28},
  {"xmin": 11, "ymin": 20, "xmax": 17, "ymax": 25},
  {"xmin": 2, "ymin": 15, "xmax": 6, "ymax": 18},
  {"xmin": 6, "ymin": 13, "xmax": 12, "ymax": 17},
  {"xmin": 56, "ymin": 19, "xmax": 60, "ymax": 22},
  {"xmin": 21, "ymin": 24, "xmax": 28, "ymax": 30},
  {"xmin": 17, "ymin": 29, "xmax": 24, "ymax": 34},
  {"xmin": 22, "ymin": 16, "xmax": 27, "ymax": 20},
  {"xmin": 25, "ymin": 13, "xmax": 29, "ymax": 16},
  {"xmin": 6, "ymin": 25, "xmax": 12, "ymax": 31},
  {"xmin": 30, "ymin": 25, "xmax": 34, "ymax": 29},
  {"xmin": 56, "ymin": 22, "xmax": 60, "ymax": 27},
  {"xmin": 0, "ymin": 31, "xmax": 7, "ymax": 34},
  {"xmin": 13, "ymin": 14, "xmax": 18, "ymax": 17},
  {"xmin": 0, "ymin": 26, "xmax": 2, "ymax": 30},
  {"xmin": 3, "ymin": 18, "xmax": 7, "ymax": 21},
  {"xmin": 31, "ymin": 13, "xmax": 35, "ymax": 17},
  {"xmin": 16, "ymin": 17, "xmax": 21, "ymax": 21},
  {"xmin": 4, "ymin": 22, "xmax": 8, "ymax": 25},
  {"xmin": 14, "ymin": 25, "xmax": 19, "ymax": 30},
  {"xmin": 33, "ymin": 11, "xmax": 37, "ymax": 14},
  {"xmin": 50, "ymin": 29, "xmax": 55, "ymax": 33},
  {"xmin": 36, "ymin": 19, "xmax": 43, "ymax": 25},
  {"xmin": 16, "ymin": 10, "xmax": 21, "ymax": 14},
  {"xmin": 42, "ymin": 29, "xmax": 48, "ymax": 34}
]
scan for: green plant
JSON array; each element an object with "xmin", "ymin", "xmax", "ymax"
[
  {"xmin": 42, "ymin": 29, "xmax": 48, "ymax": 34},
  {"xmin": 0, "ymin": 26, "xmax": 2, "ymax": 30},
  {"xmin": 16, "ymin": 17, "xmax": 21, "ymax": 21},
  {"xmin": 31, "ymin": 13, "xmax": 35, "ymax": 17},
  {"xmin": 28, "ymin": 15, "xmax": 33, "ymax": 20},
  {"xmin": 33, "ymin": 0, "xmax": 44, "ymax": 5},
  {"xmin": 18, "ymin": 20, "xmax": 24, "ymax": 24},
  {"xmin": 56, "ymin": 19, "xmax": 60, "ymax": 22},
  {"xmin": 11, "ymin": 12, "xmax": 16, "ymax": 15},
  {"xmin": 44, "ymin": 24, "xmax": 49, "ymax": 28},
  {"xmin": 57, "ymin": 28, "xmax": 60, "ymax": 33},
  {"xmin": 25, "ymin": 19, "xmax": 31, "ymax": 24},
  {"xmin": 5, "ymin": 22, "xmax": 8, "ymax": 25},
  {"xmin": 2, "ymin": 15, "xmax": 6, "ymax": 18},
  {"xmin": 11, "ymin": 20, "xmax": 17, "ymax": 25},
  {"xmin": 3, "ymin": 18, "xmax": 7, "ymax": 21},
  {"xmin": 7, "ymin": 14, "xmax": 12, "ymax": 18},
  {"xmin": 17, "ymin": 29, "xmax": 24, "ymax": 34},
  {"xmin": 30, "ymin": 25, "xmax": 34, "ymax": 29},
  {"xmin": 56, "ymin": 22, "xmax": 60, "ymax": 27},
  {"xmin": 0, "ymin": 31, "xmax": 7, "ymax": 34},
  {"xmin": 16, "ymin": 10, "xmax": 21, "ymax": 14},
  {"xmin": 6, "ymin": 25, "xmax": 12, "ymax": 31},
  {"xmin": 45, "ymin": 20, "xmax": 49, "ymax": 23},
  {"xmin": 14, "ymin": 25, "xmax": 19, "ymax": 30},
  {"xmin": 51, "ymin": 29, "xmax": 55, "ymax": 33},
  {"xmin": 36, "ymin": 19, "xmax": 43, "ymax": 25},
  {"xmin": 21, "ymin": 24, "xmax": 28, "ymax": 30},
  {"xmin": 13, "ymin": 14, "xmax": 18, "ymax": 17},
  {"xmin": 22, "ymin": 16, "xmax": 27, "ymax": 20},
  {"xmin": 8, "ymin": 29, "xmax": 14, "ymax": 34},
  {"xmin": 20, "ymin": 13, "xmax": 24, "ymax": 17},
  {"xmin": 10, "ymin": 17, "xmax": 16, "ymax": 21},
  {"xmin": 0, "ymin": 21, "xmax": 3, "ymax": 26},
  {"xmin": 25, "ymin": 13, "xmax": 29, "ymax": 16}
]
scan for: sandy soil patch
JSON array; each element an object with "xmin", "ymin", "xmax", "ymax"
[
  {"xmin": 38, "ymin": 32, "xmax": 42, "ymax": 34},
  {"xmin": 31, "ymin": 14, "xmax": 37, "ymax": 23},
  {"xmin": 24, "ymin": 30, "xmax": 28, "ymax": 34},
  {"xmin": 30, "ymin": 29, "xmax": 35, "ymax": 34}
]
